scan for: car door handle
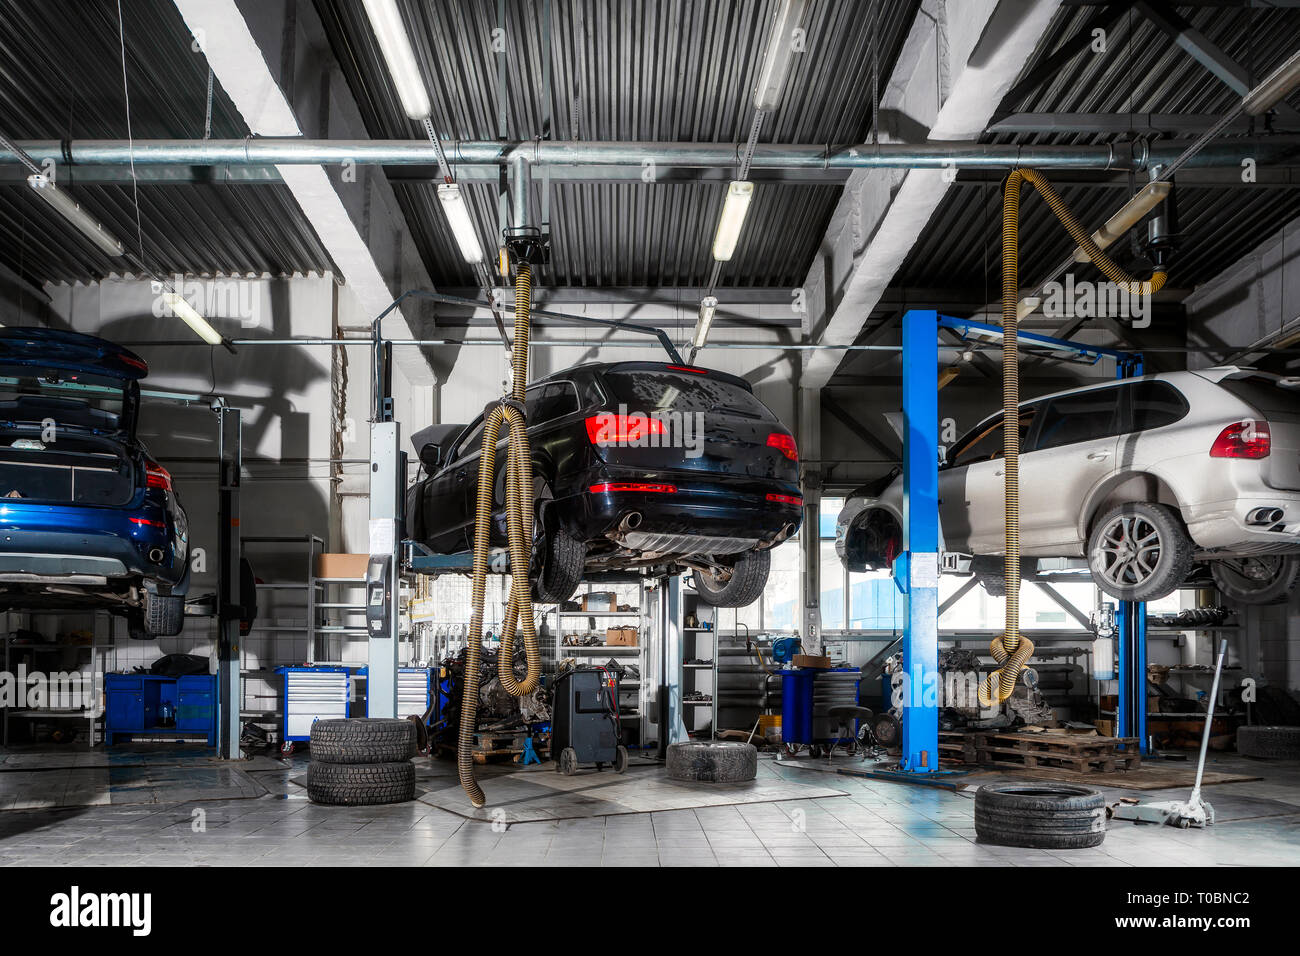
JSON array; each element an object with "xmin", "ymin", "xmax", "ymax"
[{"xmin": 1086, "ymin": 450, "xmax": 1111, "ymax": 461}]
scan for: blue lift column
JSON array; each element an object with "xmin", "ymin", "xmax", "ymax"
[
  {"xmin": 896, "ymin": 309, "xmax": 940, "ymax": 773},
  {"xmin": 1114, "ymin": 353, "xmax": 1148, "ymax": 754}
]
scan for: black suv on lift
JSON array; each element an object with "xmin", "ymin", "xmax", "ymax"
[{"xmin": 405, "ymin": 361, "xmax": 803, "ymax": 606}]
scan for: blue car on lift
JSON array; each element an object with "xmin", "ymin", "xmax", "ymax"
[{"xmin": 0, "ymin": 328, "xmax": 190, "ymax": 637}]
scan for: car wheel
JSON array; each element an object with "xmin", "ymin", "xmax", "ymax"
[
  {"xmin": 975, "ymin": 571, "xmax": 1007, "ymax": 597},
  {"xmin": 693, "ymin": 549, "xmax": 770, "ymax": 608},
  {"xmin": 1211, "ymin": 554, "xmax": 1300, "ymax": 605},
  {"xmin": 1087, "ymin": 502, "xmax": 1195, "ymax": 603},
  {"xmin": 974, "ymin": 784, "xmax": 1106, "ymax": 848},
  {"xmin": 533, "ymin": 527, "xmax": 586, "ymax": 604},
  {"xmin": 126, "ymin": 613, "xmax": 149, "ymax": 641},
  {"xmin": 144, "ymin": 590, "xmax": 184, "ymax": 637}
]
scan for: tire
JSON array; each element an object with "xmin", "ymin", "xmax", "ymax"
[
  {"xmin": 873, "ymin": 713, "xmax": 902, "ymax": 749},
  {"xmin": 614, "ymin": 745, "xmax": 629, "ymax": 774},
  {"xmin": 1237, "ymin": 725, "xmax": 1300, "ymax": 759},
  {"xmin": 1212, "ymin": 555, "xmax": 1300, "ymax": 606},
  {"xmin": 559, "ymin": 747, "xmax": 578, "ymax": 776},
  {"xmin": 693, "ymin": 550, "xmax": 770, "ymax": 608},
  {"xmin": 144, "ymin": 590, "xmax": 184, "ymax": 637},
  {"xmin": 1087, "ymin": 502, "xmax": 1195, "ymax": 603},
  {"xmin": 665, "ymin": 740, "xmax": 757, "ymax": 782},
  {"xmin": 533, "ymin": 527, "xmax": 586, "ymax": 604},
  {"xmin": 309, "ymin": 718, "xmax": 418, "ymax": 764},
  {"xmin": 306, "ymin": 760, "xmax": 415, "ymax": 806},
  {"xmin": 975, "ymin": 572, "xmax": 1006, "ymax": 597},
  {"xmin": 974, "ymin": 784, "xmax": 1106, "ymax": 849}
]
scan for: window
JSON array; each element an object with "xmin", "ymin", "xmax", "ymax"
[
  {"xmin": 1033, "ymin": 388, "xmax": 1120, "ymax": 451},
  {"xmin": 949, "ymin": 408, "xmax": 1038, "ymax": 467},
  {"xmin": 1217, "ymin": 374, "xmax": 1299, "ymax": 419},
  {"xmin": 525, "ymin": 382, "xmax": 580, "ymax": 424},
  {"xmin": 452, "ymin": 418, "xmax": 484, "ymax": 461},
  {"xmin": 0, "ymin": 366, "xmax": 128, "ymax": 433},
  {"xmin": 1129, "ymin": 381, "xmax": 1189, "ymax": 432},
  {"xmin": 600, "ymin": 368, "xmax": 774, "ymax": 420}
]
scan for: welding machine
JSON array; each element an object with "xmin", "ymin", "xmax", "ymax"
[{"xmin": 551, "ymin": 665, "xmax": 629, "ymax": 776}]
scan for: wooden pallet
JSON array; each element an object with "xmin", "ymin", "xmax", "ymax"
[
  {"xmin": 939, "ymin": 729, "xmax": 1141, "ymax": 773},
  {"xmin": 439, "ymin": 730, "xmax": 547, "ymax": 764}
]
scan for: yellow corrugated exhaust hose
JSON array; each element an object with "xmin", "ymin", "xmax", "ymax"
[
  {"xmin": 458, "ymin": 264, "xmax": 543, "ymax": 806},
  {"xmin": 979, "ymin": 169, "xmax": 1167, "ymax": 708}
]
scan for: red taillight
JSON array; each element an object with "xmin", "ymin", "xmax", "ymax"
[
  {"xmin": 589, "ymin": 482, "xmax": 678, "ymax": 494},
  {"xmin": 1210, "ymin": 420, "xmax": 1271, "ymax": 459},
  {"xmin": 766, "ymin": 493, "xmax": 802, "ymax": 506},
  {"xmin": 146, "ymin": 461, "xmax": 173, "ymax": 491},
  {"xmin": 766, "ymin": 431, "xmax": 798, "ymax": 461},
  {"xmin": 666, "ymin": 365, "xmax": 707, "ymax": 374},
  {"xmin": 585, "ymin": 413, "xmax": 667, "ymax": 445},
  {"xmin": 129, "ymin": 516, "xmax": 165, "ymax": 527}
]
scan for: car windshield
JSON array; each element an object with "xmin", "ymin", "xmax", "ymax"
[
  {"xmin": 601, "ymin": 368, "xmax": 774, "ymax": 420},
  {"xmin": 0, "ymin": 365, "xmax": 128, "ymax": 434}
]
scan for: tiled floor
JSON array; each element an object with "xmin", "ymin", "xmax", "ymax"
[{"xmin": 0, "ymin": 745, "xmax": 1297, "ymax": 866}]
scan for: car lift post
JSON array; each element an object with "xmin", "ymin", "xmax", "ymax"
[
  {"xmin": 1113, "ymin": 353, "xmax": 1148, "ymax": 755},
  {"xmin": 216, "ymin": 405, "xmax": 242, "ymax": 759},
  {"xmin": 895, "ymin": 309, "xmax": 941, "ymax": 773},
  {"xmin": 367, "ymin": 339, "xmax": 403, "ymax": 718}
]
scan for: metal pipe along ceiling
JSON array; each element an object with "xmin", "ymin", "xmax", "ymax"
[{"xmin": 4, "ymin": 137, "xmax": 1299, "ymax": 171}]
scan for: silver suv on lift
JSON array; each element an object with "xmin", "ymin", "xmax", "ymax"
[{"xmin": 837, "ymin": 367, "xmax": 1300, "ymax": 605}]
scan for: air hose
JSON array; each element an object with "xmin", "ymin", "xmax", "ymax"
[
  {"xmin": 979, "ymin": 169, "xmax": 1167, "ymax": 707},
  {"xmin": 457, "ymin": 263, "xmax": 543, "ymax": 807}
]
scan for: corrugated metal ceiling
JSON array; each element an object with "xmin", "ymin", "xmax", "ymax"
[{"xmin": 0, "ymin": 0, "xmax": 335, "ymax": 286}]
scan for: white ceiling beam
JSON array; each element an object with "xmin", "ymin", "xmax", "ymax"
[
  {"xmin": 798, "ymin": 0, "xmax": 1060, "ymax": 389},
  {"xmin": 171, "ymin": 0, "xmax": 437, "ymax": 386}
]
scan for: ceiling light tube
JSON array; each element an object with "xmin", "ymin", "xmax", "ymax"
[
  {"xmin": 361, "ymin": 0, "xmax": 432, "ymax": 121},
  {"xmin": 437, "ymin": 183, "xmax": 484, "ymax": 264},
  {"xmin": 692, "ymin": 295, "xmax": 718, "ymax": 350},
  {"xmin": 753, "ymin": 0, "xmax": 808, "ymax": 111},
  {"xmin": 1243, "ymin": 50, "xmax": 1300, "ymax": 116},
  {"xmin": 26, "ymin": 174, "xmax": 124, "ymax": 257},
  {"xmin": 163, "ymin": 292, "xmax": 225, "ymax": 346},
  {"xmin": 1071, "ymin": 181, "xmax": 1172, "ymax": 262},
  {"xmin": 712, "ymin": 181, "xmax": 754, "ymax": 261}
]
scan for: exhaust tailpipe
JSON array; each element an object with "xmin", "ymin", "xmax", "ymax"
[
  {"xmin": 619, "ymin": 512, "xmax": 643, "ymax": 532},
  {"xmin": 148, "ymin": 548, "xmax": 165, "ymax": 564}
]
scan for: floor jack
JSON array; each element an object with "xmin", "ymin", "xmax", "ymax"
[{"xmin": 1111, "ymin": 639, "xmax": 1228, "ymax": 829}]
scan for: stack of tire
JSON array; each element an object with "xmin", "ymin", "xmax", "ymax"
[
  {"xmin": 974, "ymin": 784, "xmax": 1106, "ymax": 849},
  {"xmin": 306, "ymin": 718, "xmax": 417, "ymax": 806}
]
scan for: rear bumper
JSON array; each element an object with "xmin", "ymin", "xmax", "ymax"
[
  {"xmin": 1183, "ymin": 493, "xmax": 1300, "ymax": 554},
  {"xmin": 0, "ymin": 504, "xmax": 188, "ymax": 593},
  {"xmin": 554, "ymin": 469, "xmax": 802, "ymax": 554}
]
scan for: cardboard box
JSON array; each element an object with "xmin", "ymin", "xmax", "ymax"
[
  {"xmin": 606, "ymin": 626, "xmax": 638, "ymax": 646},
  {"xmin": 583, "ymin": 591, "xmax": 618, "ymax": 612},
  {"xmin": 793, "ymin": 654, "xmax": 831, "ymax": 669},
  {"xmin": 315, "ymin": 553, "xmax": 370, "ymax": 580}
]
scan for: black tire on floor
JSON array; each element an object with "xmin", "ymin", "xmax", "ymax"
[
  {"xmin": 144, "ymin": 590, "xmax": 184, "ymax": 637},
  {"xmin": 1087, "ymin": 502, "xmax": 1195, "ymax": 604},
  {"xmin": 974, "ymin": 784, "xmax": 1106, "ymax": 849},
  {"xmin": 665, "ymin": 740, "xmax": 757, "ymax": 782},
  {"xmin": 309, "ymin": 718, "xmax": 418, "ymax": 763},
  {"xmin": 306, "ymin": 760, "xmax": 416, "ymax": 806},
  {"xmin": 1211, "ymin": 554, "xmax": 1300, "ymax": 606},
  {"xmin": 614, "ymin": 745, "xmax": 629, "ymax": 774},
  {"xmin": 559, "ymin": 747, "xmax": 578, "ymax": 776},
  {"xmin": 693, "ymin": 550, "xmax": 770, "ymax": 608},
  {"xmin": 1237, "ymin": 724, "xmax": 1300, "ymax": 759}
]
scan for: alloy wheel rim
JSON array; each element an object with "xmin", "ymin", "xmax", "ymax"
[{"xmin": 1097, "ymin": 514, "xmax": 1163, "ymax": 587}]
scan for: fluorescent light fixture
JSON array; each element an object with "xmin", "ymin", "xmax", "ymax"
[
  {"xmin": 753, "ymin": 0, "xmax": 808, "ymax": 111},
  {"xmin": 712, "ymin": 181, "xmax": 754, "ymax": 261},
  {"xmin": 361, "ymin": 0, "xmax": 431, "ymax": 120},
  {"xmin": 26, "ymin": 174, "xmax": 124, "ymax": 257},
  {"xmin": 1243, "ymin": 50, "xmax": 1300, "ymax": 116},
  {"xmin": 1071, "ymin": 181, "xmax": 1172, "ymax": 262},
  {"xmin": 163, "ymin": 292, "xmax": 224, "ymax": 346},
  {"xmin": 1016, "ymin": 297, "xmax": 1041, "ymax": 321},
  {"xmin": 437, "ymin": 183, "xmax": 484, "ymax": 264},
  {"xmin": 692, "ymin": 295, "xmax": 718, "ymax": 350}
]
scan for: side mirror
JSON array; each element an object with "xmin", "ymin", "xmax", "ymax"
[{"xmin": 411, "ymin": 423, "xmax": 466, "ymax": 474}]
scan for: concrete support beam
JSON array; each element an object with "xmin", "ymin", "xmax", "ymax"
[
  {"xmin": 171, "ymin": 0, "xmax": 438, "ymax": 387},
  {"xmin": 798, "ymin": 0, "xmax": 1059, "ymax": 390}
]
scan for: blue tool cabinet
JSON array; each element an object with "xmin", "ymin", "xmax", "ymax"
[{"xmin": 104, "ymin": 674, "xmax": 217, "ymax": 746}]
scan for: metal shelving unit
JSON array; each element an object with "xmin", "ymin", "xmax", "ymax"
[
  {"xmin": 679, "ymin": 580, "xmax": 719, "ymax": 738},
  {"xmin": 2, "ymin": 610, "xmax": 113, "ymax": 747}
]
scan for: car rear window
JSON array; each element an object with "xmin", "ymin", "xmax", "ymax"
[
  {"xmin": 0, "ymin": 365, "xmax": 126, "ymax": 433},
  {"xmin": 1129, "ymin": 381, "xmax": 1189, "ymax": 431},
  {"xmin": 1218, "ymin": 374, "xmax": 1300, "ymax": 419},
  {"xmin": 600, "ymin": 368, "xmax": 774, "ymax": 420}
]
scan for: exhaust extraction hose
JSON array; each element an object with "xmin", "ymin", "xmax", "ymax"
[
  {"xmin": 457, "ymin": 263, "xmax": 543, "ymax": 807},
  {"xmin": 980, "ymin": 169, "xmax": 1167, "ymax": 707}
]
